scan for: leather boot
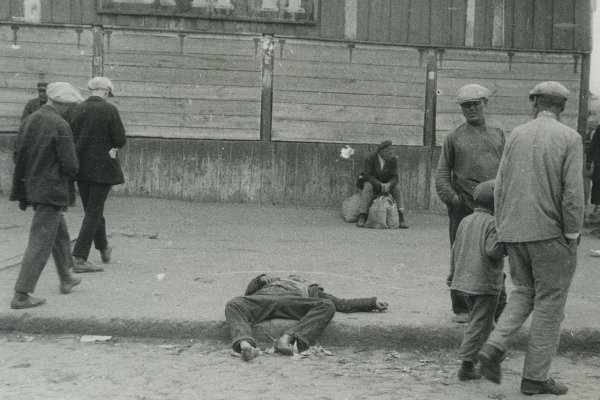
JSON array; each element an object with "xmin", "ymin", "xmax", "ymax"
[
  {"xmin": 477, "ymin": 343, "xmax": 504, "ymax": 384},
  {"xmin": 356, "ymin": 214, "xmax": 367, "ymax": 228},
  {"xmin": 398, "ymin": 211, "xmax": 409, "ymax": 229}
]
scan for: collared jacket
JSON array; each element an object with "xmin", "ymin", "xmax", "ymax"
[
  {"xmin": 244, "ymin": 274, "xmax": 378, "ymax": 313},
  {"xmin": 10, "ymin": 105, "xmax": 79, "ymax": 207},
  {"xmin": 363, "ymin": 150, "xmax": 399, "ymax": 192},
  {"xmin": 435, "ymin": 123, "xmax": 504, "ymax": 211},
  {"xmin": 450, "ymin": 208, "xmax": 505, "ymax": 296},
  {"xmin": 68, "ymin": 96, "xmax": 127, "ymax": 185},
  {"xmin": 21, "ymin": 98, "xmax": 45, "ymax": 121},
  {"xmin": 495, "ymin": 113, "xmax": 584, "ymax": 242}
]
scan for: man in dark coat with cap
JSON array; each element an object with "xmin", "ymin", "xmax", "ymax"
[
  {"xmin": 355, "ymin": 140, "xmax": 409, "ymax": 228},
  {"xmin": 20, "ymin": 82, "xmax": 48, "ymax": 121},
  {"xmin": 10, "ymin": 82, "xmax": 84, "ymax": 309},
  {"xmin": 68, "ymin": 76, "xmax": 127, "ymax": 273}
]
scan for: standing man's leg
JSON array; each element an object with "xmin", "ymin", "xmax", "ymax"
[
  {"xmin": 51, "ymin": 214, "xmax": 82, "ymax": 294},
  {"xmin": 356, "ymin": 182, "xmax": 376, "ymax": 227},
  {"xmin": 447, "ymin": 202, "xmax": 472, "ymax": 318},
  {"xmin": 73, "ymin": 181, "xmax": 111, "ymax": 272},
  {"xmin": 11, "ymin": 204, "xmax": 62, "ymax": 308},
  {"xmin": 391, "ymin": 184, "xmax": 409, "ymax": 229}
]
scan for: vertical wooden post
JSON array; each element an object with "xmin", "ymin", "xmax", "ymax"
[
  {"xmin": 260, "ymin": 33, "xmax": 275, "ymax": 141},
  {"xmin": 577, "ymin": 52, "xmax": 591, "ymax": 139},
  {"xmin": 423, "ymin": 49, "xmax": 438, "ymax": 210},
  {"xmin": 92, "ymin": 25, "xmax": 104, "ymax": 77}
]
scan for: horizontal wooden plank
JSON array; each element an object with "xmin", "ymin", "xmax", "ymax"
[
  {"xmin": 272, "ymin": 119, "xmax": 422, "ymax": 145},
  {"xmin": 0, "ymin": 25, "xmax": 92, "ymax": 46},
  {"xmin": 0, "ymin": 72, "xmax": 91, "ymax": 91},
  {"xmin": 273, "ymin": 90, "xmax": 425, "ymax": 109},
  {"xmin": 105, "ymin": 51, "xmax": 260, "ymax": 71},
  {"xmin": 111, "ymin": 81, "xmax": 261, "ymax": 100},
  {"xmin": 273, "ymin": 103, "xmax": 424, "ymax": 125},
  {"xmin": 113, "ymin": 97, "xmax": 260, "ymax": 116},
  {"xmin": 106, "ymin": 65, "xmax": 261, "ymax": 86},
  {"xmin": 440, "ymin": 49, "xmax": 576, "ymax": 64},
  {"xmin": 274, "ymin": 76, "xmax": 425, "ymax": 96},
  {"xmin": 440, "ymin": 59, "xmax": 578, "ymax": 75},
  {"xmin": 350, "ymin": 47, "xmax": 425, "ymax": 68},
  {"xmin": 125, "ymin": 126, "xmax": 259, "ymax": 140},
  {"xmin": 2, "ymin": 44, "xmax": 93, "ymax": 59},
  {"xmin": 0, "ymin": 57, "xmax": 91, "ymax": 77},
  {"xmin": 274, "ymin": 59, "xmax": 426, "ymax": 82},
  {"xmin": 274, "ymin": 41, "xmax": 355, "ymax": 63},
  {"xmin": 437, "ymin": 68, "xmax": 580, "ymax": 82},
  {"xmin": 436, "ymin": 78, "xmax": 580, "ymax": 96},
  {"xmin": 122, "ymin": 112, "xmax": 260, "ymax": 129}
]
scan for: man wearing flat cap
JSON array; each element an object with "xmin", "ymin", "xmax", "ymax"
[
  {"xmin": 435, "ymin": 83, "xmax": 506, "ymax": 322},
  {"xmin": 67, "ymin": 76, "xmax": 126, "ymax": 273},
  {"xmin": 355, "ymin": 140, "xmax": 409, "ymax": 229},
  {"xmin": 9, "ymin": 82, "xmax": 84, "ymax": 309},
  {"xmin": 477, "ymin": 82, "xmax": 583, "ymax": 396},
  {"xmin": 20, "ymin": 82, "xmax": 48, "ymax": 121}
]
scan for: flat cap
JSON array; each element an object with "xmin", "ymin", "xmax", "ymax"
[
  {"xmin": 88, "ymin": 76, "xmax": 114, "ymax": 92},
  {"xmin": 377, "ymin": 140, "xmax": 392, "ymax": 152},
  {"xmin": 46, "ymin": 82, "xmax": 83, "ymax": 104},
  {"xmin": 456, "ymin": 84, "xmax": 491, "ymax": 104},
  {"xmin": 37, "ymin": 82, "xmax": 48, "ymax": 89},
  {"xmin": 528, "ymin": 81, "xmax": 569, "ymax": 101},
  {"xmin": 473, "ymin": 179, "xmax": 495, "ymax": 207}
]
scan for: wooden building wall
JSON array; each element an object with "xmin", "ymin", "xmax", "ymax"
[{"xmin": 0, "ymin": 0, "xmax": 592, "ymax": 51}]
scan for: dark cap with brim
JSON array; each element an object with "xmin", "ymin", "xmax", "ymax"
[
  {"xmin": 37, "ymin": 82, "xmax": 48, "ymax": 89},
  {"xmin": 377, "ymin": 140, "xmax": 393, "ymax": 152}
]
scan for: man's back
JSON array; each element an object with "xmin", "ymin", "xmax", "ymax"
[{"xmin": 495, "ymin": 113, "xmax": 584, "ymax": 242}]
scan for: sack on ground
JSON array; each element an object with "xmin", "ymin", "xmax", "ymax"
[
  {"xmin": 365, "ymin": 195, "xmax": 400, "ymax": 229},
  {"xmin": 341, "ymin": 193, "xmax": 362, "ymax": 222}
]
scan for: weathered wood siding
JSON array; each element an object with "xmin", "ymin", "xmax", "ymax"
[
  {"xmin": 436, "ymin": 49, "xmax": 582, "ymax": 143},
  {"xmin": 0, "ymin": 134, "xmax": 440, "ymax": 210},
  {"xmin": 0, "ymin": 0, "xmax": 591, "ymax": 51},
  {"xmin": 0, "ymin": 25, "xmax": 92, "ymax": 132},
  {"xmin": 272, "ymin": 39, "xmax": 426, "ymax": 145},
  {"xmin": 104, "ymin": 30, "xmax": 261, "ymax": 139}
]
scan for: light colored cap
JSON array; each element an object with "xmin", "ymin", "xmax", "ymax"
[
  {"xmin": 87, "ymin": 76, "xmax": 114, "ymax": 92},
  {"xmin": 528, "ymin": 81, "xmax": 570, "ymax": 101},
  {"xmin": 46, "ymin": 82, "xmax": 84, "ymax": 104},
  {"xmin": 456, "ymin": 84, "xmax": 491, "ymax": 104}
]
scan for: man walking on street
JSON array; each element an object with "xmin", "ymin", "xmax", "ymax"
[
  {"xmin": 435, "ymin": 84, "xmax": 506, "ymax": 322},
  {"xmin": 478, "ymin": 81, "xmax": 584, "ymax": 396},
  {"xmin": 68, "ymin": 77, "xmax": 127, "ymax": 273},
  {"xmin": 9, "ymin": 82, "xmax": 83, "ymax": 309}
]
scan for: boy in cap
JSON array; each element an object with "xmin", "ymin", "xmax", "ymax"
[
  {"xmin": 478, "ymin": 81, "xmax": 582, "ymax": 396},
  {"xmin": 446, "ymin": 180, "xmax": 506, "ymax": 381},
  {"xmin": 68, "ymin": 76, "xmax": 126, "ymax": 272},
  {"xmin": 435, "ymin": 83, "xmax": 506, "ymax": 322},
  {"xmin": 355, "ymin": 140, "xmax": 409, "ymax": 228},
  {"xmin": 9, "ymin": 82, "xmax": 84, "ymax": 309},
  {"xmin": 20, "ymin": 82, "xmax": 48, "ymax": 120}
]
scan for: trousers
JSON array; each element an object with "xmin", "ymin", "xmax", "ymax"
[
  {"xmin": 357, "ymin": 182, "xmax": 405, "ymax": 214},
  {"xmin": 72, "ymin": 180, "xmax": 111, "ymax": 260},
  {"xmin": 225, "ymin": 293, "xmax": 336, "ymax": 352},
  {"xmin": 457, "ymin": 293, "xmax": 499, "ymax": 363},
  {"xmin": 487, "ymin": 238, "xmax": 577, "ymax": 381},
  {"xmin": 14, "ymin": 204, "xmax": 73, "ymax": 293}
]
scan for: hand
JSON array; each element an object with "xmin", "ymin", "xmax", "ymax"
[
  {"xmin": 450, "ymin": 194, "xmax": 463, "ymax": 209},
  {"xmin": 567, "ymin": 236, "xmax": 580, "ymax": 247},
  {"xmin": 18, "ymin": 199, "xmax": 29, "ymax": 211},
  {"xmin": 375, "ymin": 300, "xmax": 388, "ymax": 312},
  {"xmin": 446, "ymin": 274, "xmax": 453, "ymax": 287},
  {"xmin": 108, "ymin": 148, "xmax": 118, "ymax": 159}
]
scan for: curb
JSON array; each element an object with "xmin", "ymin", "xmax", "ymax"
[{"xmin": 0, "ymin": 315, "xmax": 598, "ymax": 354}]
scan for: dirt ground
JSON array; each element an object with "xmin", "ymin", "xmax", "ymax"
[{"xmin": 1, "ymin": 333, "xmax": 599, "ymax": 400}]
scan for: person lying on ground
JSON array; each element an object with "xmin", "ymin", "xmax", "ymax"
[{"xmin": 225, "ymin": 273, "xmax": 388, "ymax": 361}]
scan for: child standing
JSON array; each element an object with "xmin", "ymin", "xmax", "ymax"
[{"xmin": 447, "ymin": 180, "xmax": 506, "ymax": 381}]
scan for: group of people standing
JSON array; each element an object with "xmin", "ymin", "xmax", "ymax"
[
  {"xmin": 9, "ymin": 77, "xmax": 126, "ymax": 309},
  {"xmin": 436, "ymin": 81, "xmax": 583, "ymax": 396}
]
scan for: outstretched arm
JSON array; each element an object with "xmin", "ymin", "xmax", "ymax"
[{"xmin": 318, "ymin": 292, "xmax": 387, "ymax": 313}]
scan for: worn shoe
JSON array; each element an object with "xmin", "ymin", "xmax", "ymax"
[
  {"xmin": 452, "ymin": 313, "xmax": 469, "ymax": 324},
  {"xmin": 10, "ymin": 294, "xmax": 46, "ymax": 309},
  {"xmin": 60, "ymin": 276, "xmax": 82, "ymax": 294},
  {"xmin": 73, "ymin": 257, "xmax": 104, "ymax": 273},
  {"xmin": 100, "ymin": 246, "xmax": 112, "ymax": 264},
  {"xmin": 398, "ymin": 211, "xmax": 409, "ymax": 229},
  {"xmin": 356, "ymin": 214, "xmax": 367, "ymax": 228},
  {"xmin": 241, "ymin": 346, "xmax": 260, "ymax": 362},
  {"xmin": 521, "ymin": 378, "xmax": 568, "ymax": 396},
  {"xmin": 274, "ymin": 337, "xmax": 294, "ymax": 355},
  {"xmin": 458, "ymin": 363, "xmax": 481, "ymax": 381},
  {"xmin": 477, "ymin": 343, "xmax": 504, "ymax": 384}
]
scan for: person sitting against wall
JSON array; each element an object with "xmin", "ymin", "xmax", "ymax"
[{"xmin": 355, "ymin": 140, "xmax": 409, "ymax": 229}]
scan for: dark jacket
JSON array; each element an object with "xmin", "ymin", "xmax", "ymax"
[
  {"xmin": 68, "ymin": 96, "xmax": 127, "ymax": 185},
  {"xmin": 363, "ymin": 151, "xmax": 399, "ymax": 193},
  {"xmin": 244, "ymin": 274, "xmax": 378, "ymax": 313},
  {"xmin": 10, "ymin": 105, "xmax": 79, "ymax": 207},
  {"xmin": 21, "ymin": 98, "xmax": 45, "ymax": 121}
]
